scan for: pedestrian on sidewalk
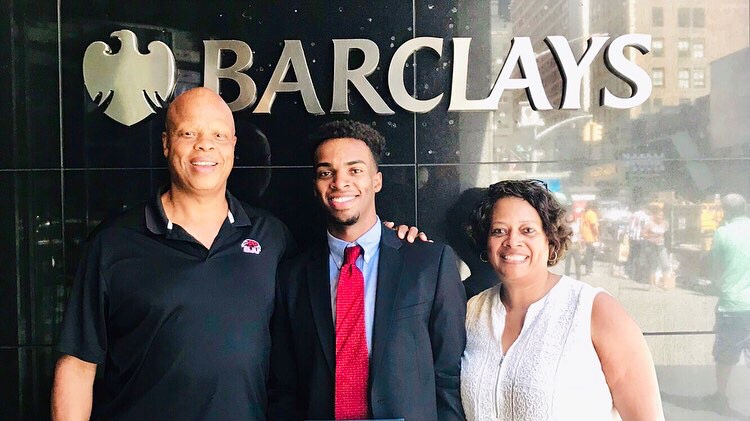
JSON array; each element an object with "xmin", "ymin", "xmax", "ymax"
[
  {"xmin": 707, "ymin": 193, "xmax": 750, "ymax": 412},
  {"xmin": 580, "ymin": 201, "xmax": 600, "ymax": 275}
]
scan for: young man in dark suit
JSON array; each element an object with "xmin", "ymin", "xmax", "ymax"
[{"xmin": 270, "ymin": 120, "xmax": 466, "ymax": 420}]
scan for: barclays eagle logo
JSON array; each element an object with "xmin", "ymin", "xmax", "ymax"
[{"xmin": 83, "ymin": 29, "xmax": 176, "ymax": 126}]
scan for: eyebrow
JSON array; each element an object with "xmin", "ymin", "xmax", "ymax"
[
  {"xmin": 492, "ymin": 220, "xmax": 541, "ymax": 224},
  {"xmin": 314, "ymin": 159, "xmax": 366, "ymax": 168}
]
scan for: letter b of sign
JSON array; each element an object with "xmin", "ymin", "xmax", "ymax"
[{"xmin": 83, "ymin": 29, "xmax": 176, "ymax": 126}]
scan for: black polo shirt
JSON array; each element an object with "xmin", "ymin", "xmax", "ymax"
[{"xmin": 57, "ymin": 189, "xmax": 295, "ymax": 420}]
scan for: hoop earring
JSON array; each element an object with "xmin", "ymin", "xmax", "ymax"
[
  {"xmin": 548, "ymin": 250, "xmax": 558, "ymax": 264},
  {"xmin": 480, "ymin": 250, "xmax": 489, "ymax": 263}
]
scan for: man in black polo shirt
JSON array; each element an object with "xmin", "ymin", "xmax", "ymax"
[{"xmin": 52, "ymin": 87, "xmax": 295, "ymax": 419}]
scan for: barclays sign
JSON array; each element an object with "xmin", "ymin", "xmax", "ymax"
[
  {"xmin": 83, "ymin": 30, "xmax": 176, "ymax": 126},
  {"xmin": 83, "ymin": 29, "xmax": 652, "ymax": 126}
]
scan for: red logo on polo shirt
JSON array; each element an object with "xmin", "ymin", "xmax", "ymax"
[{"xmin": 241, "ymin": 239, "xmax": 262, "ymax": 254}]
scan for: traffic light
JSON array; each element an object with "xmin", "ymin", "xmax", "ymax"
[
  {"xmin": 583, "ymin": 122, "xmax": 604, "ymax": 142},
  {"xmin": 592, "ymin": 123, "xmax": 603, "ymax": 142}
]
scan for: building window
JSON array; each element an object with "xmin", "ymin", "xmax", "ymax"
[
  {"xmin": 693, "ymin": 8, "xmax": 705, "ymax": 27},
  {"xmin": 652, "ymin": 38, "xmax": 664, "ymax": 57},
  {"xmin": 678, "ymin": 68, "xmax": 690, "ymax": 88},
  {"xmin": 678, "ymin": 8, "xmax": 691, "ymax": 27},
  {"xmin": 679, "ymin": 98, "xmax": 692, "ymax": 105},
  {"xmin": 654, "ymin": 98, "xmax": 663, "ymax": 109},
  {"xmin": 678, "ymin": 39, "xmax": 690, "ymax": 57},
  {"xmin": 653, "ymin": 68, "xmax": 665, "ymax": 87},
  {"xmin": 693, "ymin": 69, "xmax": 705, "ymax": 88},
  {"xmin": 652, "ymin": 7, "xmax": 664, "ymax": 26},
  {"xmin": 693, "ymin": 40, "xmax": 705, "ymax": 59}
]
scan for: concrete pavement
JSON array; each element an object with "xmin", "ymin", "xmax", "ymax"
[{"xmin": 554, "ymin": 260, "xmax": 750, "ymax": 420}]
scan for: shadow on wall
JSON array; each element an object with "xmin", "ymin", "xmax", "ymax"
[{"xmin": 446, "ymin": 187, "xmax": 498, "ymax": 299}]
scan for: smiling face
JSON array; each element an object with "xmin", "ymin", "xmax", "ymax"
[
  {"xmin": 486, "ymin": 196, "xmax": 551, "ymax": 284},
  {"xmin": 314, "ymin": 137, "xmax": 382, "ymax": 240},
  {"xmin": 162, "ymin": 88, "xmax": 237, "ymax": 197}
]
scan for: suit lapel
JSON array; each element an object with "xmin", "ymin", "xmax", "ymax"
[
  {"xmin": 370, "ymin": 228, "xmax": 403, "ymax": 381},
  {"xmin": 307, "ymin": 245, "xmax": 335, "ymax": 375}
]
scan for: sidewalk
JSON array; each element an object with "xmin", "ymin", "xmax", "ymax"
[{"xmin": 554, "ymin": 260, "xmax": 750, "ymax": 420}]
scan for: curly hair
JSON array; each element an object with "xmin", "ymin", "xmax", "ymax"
[
  {"xmin": 467, "ymin": 179, "xmax": 572, "ymax": 266},
  {"xmin": 309, "ymin": 120, "xmax": 385, "ymax": 166}
]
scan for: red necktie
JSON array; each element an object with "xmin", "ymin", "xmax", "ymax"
[{"xmin": 335, "ymin": 245, "xmax": 369, "ymax": 420}]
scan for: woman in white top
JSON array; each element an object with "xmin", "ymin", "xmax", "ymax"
[{"xmin": 461, "ymin": 180, "xmax": 663, "ymax": 420}]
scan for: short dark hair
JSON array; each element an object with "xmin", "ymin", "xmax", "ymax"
[
  {"xmin": 721, "ymin": 193, "xmax": 747, "ymax": 219},
  {"xmin": 310, "ymin": 120, "xmax": 385, "ymax": 166},
  {"xmin": 467, "ymin": 179, "xmax": 572, "ymax": 266}
]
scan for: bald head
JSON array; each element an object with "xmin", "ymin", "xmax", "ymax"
[
  {"xmin": 161, "ymin": 87, "xmax": 237, "ymax": 195},
  {"xmin": 165, "ymin": 87, "xmax": 235, "ymax": 135},
  {"xmin": 721, "ymin": 193, "xmax": 747, "ymax": 219}
]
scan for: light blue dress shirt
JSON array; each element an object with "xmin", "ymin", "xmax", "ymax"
[{"xmin": 327, "ymin": 217, "xmax": 382, "ymax": 354}]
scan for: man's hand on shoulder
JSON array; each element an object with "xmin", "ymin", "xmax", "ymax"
[{"xmin": 383, "ymin": 220, "xmax": 432, "ymax": 243}]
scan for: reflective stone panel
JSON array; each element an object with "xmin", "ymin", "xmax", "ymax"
[
  {"xmin": 0, "ymin": 171, "xmax": 19, "ymax": 346},
  {"xmin": 0, "ymin": 10, "xmax": 11, "ymax": 169},
  {"xmin": 230, "ymin": 167, "xmax": 322, "ymax": 248},
  {"xmin": 0, "ymin": 348, "xmax": 21, "ymax": 420},
  {"xmin": 376, "ymin": 166, "xmax": 418, "ymax": 228},
  {"xmin": 4, "ymin": 171, "xmax": 64, "ymax": 347},
  {"xmin": 19, "ymin": 347, "xmax": 56, "ymax": 420},
  {"xmin": 414, "ymin": 1, "xmax": 497, "ymax": 164},
  {"xmin": 2, "ymin": 0, "xmax": 61, "ymax": 169}
]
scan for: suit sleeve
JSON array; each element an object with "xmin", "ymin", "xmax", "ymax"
[
  {"xmin": 279, "ymin": 218, "xmax": 299, "ymax": 261},
  {"xmin": 268, "ymin": 264, "xmax": 302, "ymax": 421},
  {"xmin": 430, "ymin": 245, "xmax": 467, "ymax": 420}
]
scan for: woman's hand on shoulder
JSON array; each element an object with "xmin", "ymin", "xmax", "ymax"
[{"xmin": 592, "ymin": 293, "xmax": 664, "ymax": 421}]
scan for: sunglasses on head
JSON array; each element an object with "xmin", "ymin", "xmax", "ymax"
[{"xmin": 492, "ymin": 179, "xmax": 549, "ymax": 191}]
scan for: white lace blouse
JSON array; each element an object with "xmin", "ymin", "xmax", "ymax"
[{"xmin": 461, "ymin": 276, "xmax": 619, "ymax": 420}]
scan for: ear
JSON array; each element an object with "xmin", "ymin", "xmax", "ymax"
[
  {"xmin": 548, "ymin": 241, "xmax": 559, "ymax": 256},
  {"xmin": 373, "ymin": 171, "xmax": 383, "ymax": 193},
  {"xmin": 312, "ymin": 173, "xmax": 319, "ymax": 197},
  {"xmin": 161, "ymin": 132, "xmax": 169, "ymax": 158}
]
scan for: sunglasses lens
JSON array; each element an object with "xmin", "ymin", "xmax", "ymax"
[
  {"xmin": 490, "ymin": 179, "xmax": 548, "ymax": 191},
  {"xmin": 530, "ymin": 179, "xmax": 548, "ymax": 190}
]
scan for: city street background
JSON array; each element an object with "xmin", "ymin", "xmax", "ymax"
[{"xmin": 552, "ymin": 259, "xmax": 750, "ymax": 420}]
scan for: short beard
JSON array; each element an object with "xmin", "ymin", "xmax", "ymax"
[{"xmin": 328, "ymin": 213, "xmax": 359, "ymax": 227}]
